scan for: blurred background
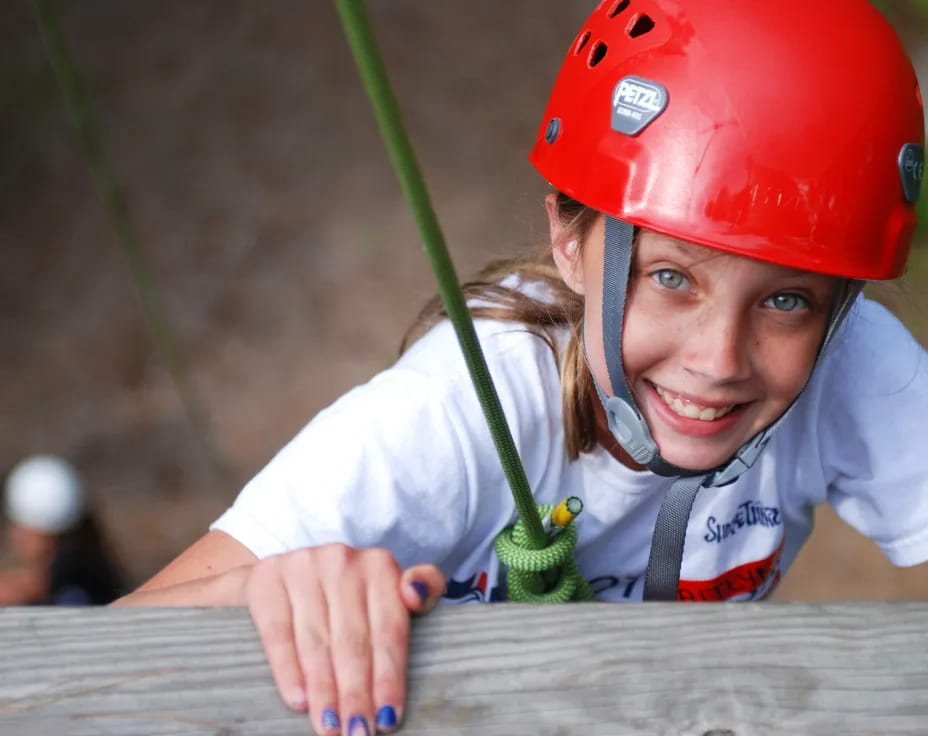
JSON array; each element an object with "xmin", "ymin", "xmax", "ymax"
[{"xmin": 1, "ymin": 0, "xmax": 927, "ymax": 599}]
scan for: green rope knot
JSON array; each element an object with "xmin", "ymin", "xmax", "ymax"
[{"xmin": 495, "ymin": 503, "xmax": 596, "ymax": 603}]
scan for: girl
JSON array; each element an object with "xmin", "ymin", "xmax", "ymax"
[{"xmin": 117, "ymin": 1, "xmax": 928, "ymax": 734}]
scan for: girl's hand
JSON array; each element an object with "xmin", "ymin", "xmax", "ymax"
[{"xmin": 245, "ymin": 543, "xmax": 444, "ymax": 735}]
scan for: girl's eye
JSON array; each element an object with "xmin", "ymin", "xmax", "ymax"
[
  {"xmin": 652, "ymin": 269, "xmax": 688, "ymax": 290},
  {"xmin": 765, "ymin": 292, "xmax": 808, "ymax": 312}
]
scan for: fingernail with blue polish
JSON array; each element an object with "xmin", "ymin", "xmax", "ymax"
[
  {"xmin": 411, "ymin": 580, "xmax": 429, "ymax": 604},
  {"xmin": 321, "ymin": 708, "xmax": 340, "ymax": 732},
  {"xmin": 347, "ymin": 714, "xmax": 370, "ymax": 736},
  {"xmin": 376, "ymin": 705, "xmax": 397, "ymax": 730}
]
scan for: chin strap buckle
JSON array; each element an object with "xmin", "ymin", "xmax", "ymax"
[
  {"xmin": 604, "ymin": 395, "xmax": 658, "ymax": 465},
  {"xmin": 708, "ymin": 429, "xmax": 771, "ymax": 487}
]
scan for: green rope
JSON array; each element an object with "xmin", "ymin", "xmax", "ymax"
[
  {"xmin": 30, "ymin": 0, "xmax": 234, "ymax": 486},
  {"xmin": 495, "ymin": 504, "xmax": 595, "ymax": 602},
  {"xmin": 334, "ymin": 0, "xmax": 593, "ymax": 600}
]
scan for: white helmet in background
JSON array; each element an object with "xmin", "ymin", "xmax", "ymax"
[{"xmin": 3, "ymin": 454, "xmax": 86, "ymax": 533}]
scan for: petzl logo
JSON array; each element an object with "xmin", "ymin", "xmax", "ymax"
[{"xmin": 611, "ymin": 75, "xmax": 668, "ymax": 136}]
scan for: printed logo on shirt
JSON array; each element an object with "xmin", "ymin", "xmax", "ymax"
[
  {"xmin": 703, "ymin": 500, "xmax": 781, "ymax": 544},
  {"xmin": 589, "ymin": 574, "xmax": 640, "ymax": 600},
  {"xmin": 677, "ymin": 541, "xmax": 783, "ymax": 602},
  {"xmin": 443, "ymin": 571, "xmax": 503, "ymax": 603}
]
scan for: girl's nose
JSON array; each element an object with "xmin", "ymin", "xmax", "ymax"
[{"xmin": 679, "ymin": 307, "xmax": 752, "ymax": 383}]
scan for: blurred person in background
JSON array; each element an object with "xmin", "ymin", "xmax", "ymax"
[{"xmin": 0, "ymin": 454, "xmax": 126, "ymax": 605}]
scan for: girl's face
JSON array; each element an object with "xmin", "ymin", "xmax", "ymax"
[{"xmin": 549, "ymin": 201, "xmax": 837, "ymax": 471}]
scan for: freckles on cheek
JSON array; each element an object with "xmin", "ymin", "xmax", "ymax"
[
  {"xmin": 622, "ymin": 303, "xmax": 677, "ymax": 362},
  {"xmin": 761, "ymin": 338, "xmax": 819, "ymax": 401}
]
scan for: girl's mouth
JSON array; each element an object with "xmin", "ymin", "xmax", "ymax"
[{"xmin": 651, "ymin": 383, "xmax": 741, "ymax": 421}]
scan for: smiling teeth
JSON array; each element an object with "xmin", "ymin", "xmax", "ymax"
[{"xmin": 654, "ymin": 385, "xmax": 736, "ymax": 421}]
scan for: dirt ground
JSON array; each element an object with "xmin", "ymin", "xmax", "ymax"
[{"xmin": 2, "ymin": 1, "xmax": 927, "ymax": 600}]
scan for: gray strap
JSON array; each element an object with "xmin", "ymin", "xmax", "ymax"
[
  {"xmin": 642, "ymin": 475, "xmax": 705, "ymax": 600},
  {"xmin": 601, "ymin": 216, "xmax": 634, "ymax": 397},
  {"xmin": 600, "ymin": 217, "xmax": 694, "ymax": 476}
]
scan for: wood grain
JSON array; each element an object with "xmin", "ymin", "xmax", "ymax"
[{"xmin": 0, "ymin": 603, "xmax": 926, "ymax": 735}]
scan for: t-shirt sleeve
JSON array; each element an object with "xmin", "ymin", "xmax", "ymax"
[
  {"xmin": 818, "ymin": 299, "xmax": 928, "ymax": 566},
  {"xmin": 210, "ymin": 359, "xmax": 476, "ymax": 569}
]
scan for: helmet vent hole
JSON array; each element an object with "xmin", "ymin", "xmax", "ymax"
[
  {"xmin": 609, "ymin": 0, "xmax": 631, "ymax": 17},
  {"xmin": 574, "ymin": 31, "xmax": 591, "ymax": 55},
  {"xmin": 589, "ymin": 41, "xmax": 608, "ymax": 67},
  {"xmin": 628, "ymin": 14, "xmax": 655, "ymax": 38}
]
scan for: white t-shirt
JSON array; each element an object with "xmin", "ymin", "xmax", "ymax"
[{"xmin": 211, "ymin": 295, "xmax": 928, "ymax": 602}]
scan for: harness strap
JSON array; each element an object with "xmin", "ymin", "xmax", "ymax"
[{"xmin": 642, "ymin": 475, "xmax": 705, "ymax": 600}]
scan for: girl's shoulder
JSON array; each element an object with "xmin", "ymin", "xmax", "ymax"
[
  {"xmin": 800, "ymin": 296, "xmax": 927, "ymax": 457},
  {"xmin": 395, "ymin": 317, "xmax": 567, "ymax": 436},
  {"xmin": 820, "ymin": 295, "xmax": 925, "ymax": 391},
  {"xmin": 400, "ymin": 316, "xmax": 565, "ymax": 368},
  {"xmin": 398, "ymin": 275, "xmax": 569, "ymax": 386}
]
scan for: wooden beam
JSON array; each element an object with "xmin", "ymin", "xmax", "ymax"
[{"xmin": 1, "ymin": 603, "xmax": 926, "ymax": 734}]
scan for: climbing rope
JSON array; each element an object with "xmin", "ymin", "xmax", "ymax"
[
  {"xmin": 496, "ymin": 501, "xmax": 595, "ymax": 602},
  {"xmin": 334, "ymin": 0, "xmax": 591, "ymax": 600}
]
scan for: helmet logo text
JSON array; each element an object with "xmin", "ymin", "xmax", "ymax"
[{"xmin": 611, "ymin": 75, "xmax": 668, "ymax": 136}]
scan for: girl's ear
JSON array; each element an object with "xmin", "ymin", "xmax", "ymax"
[{"xmin": 545, "ymin": 193, "xmax": 586, "ymax": 295}]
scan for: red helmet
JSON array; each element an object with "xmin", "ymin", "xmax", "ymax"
[{"xmin": 529, "ymin": 0, "xmax": 924, "ymax": 279}]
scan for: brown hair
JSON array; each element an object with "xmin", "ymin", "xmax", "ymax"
[{"xmin": 401, "ymin": 193, "xmax": 600, "ymax": 459}]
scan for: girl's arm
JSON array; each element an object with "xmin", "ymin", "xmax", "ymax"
[{"xmin": 114, "ymin": 530, "xmax": 257, "ymax": 605}]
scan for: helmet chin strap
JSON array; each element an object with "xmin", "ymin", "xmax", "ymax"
[{"xmin": 594, "ymin": 216, "xmax": 862, "ymax": 599}]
